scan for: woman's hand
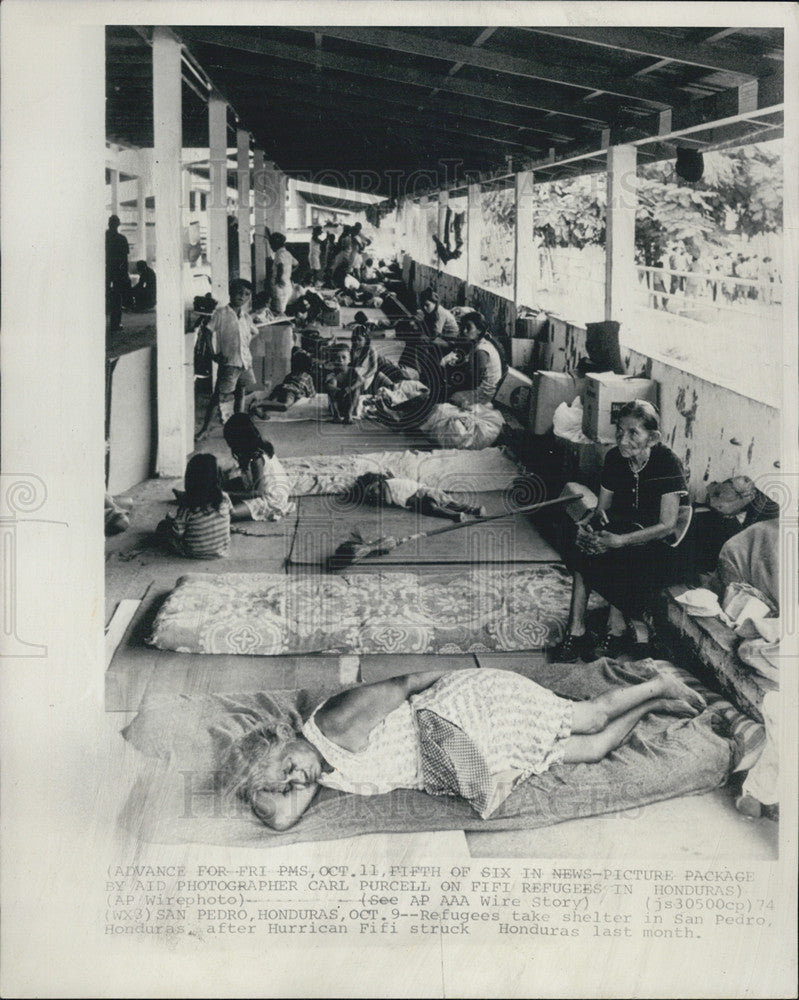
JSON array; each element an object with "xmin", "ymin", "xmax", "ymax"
[
  {"xmin": 593, "ymin": 531, "xmax": 623, "ymax": 553},
  {"xmin": 577, "ymin": 529, "xmax": 622, "ymax": 554}
]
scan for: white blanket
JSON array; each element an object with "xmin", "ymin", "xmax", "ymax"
[{"xmin": 282, "ymin": 446, "xmax": 522, "ymax": 496}]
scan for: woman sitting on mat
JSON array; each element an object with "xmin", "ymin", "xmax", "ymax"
[
  {"xmin": 158, "ymin": 453, "xmax": 232, "ymax": 558},
  {"xmin": 445, "ymin": 310, "xmax": 506, "ymax": 407},
  {"xmin": 553, "ymin": 399, "xmax": 689, "ymax": 663},
  {"xmin": 223, "ymin": 666, "xmax": 705, "ymax": 830},
  {"xmin": 222, "ymin": 413, "xmax": 295, "ymax": 522},
  {"xmin": 349, "ymin": 470, "xmax": 485, "ymax": 522}
]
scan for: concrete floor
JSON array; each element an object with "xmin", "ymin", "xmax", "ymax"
[{"xmin": 105, "ymin": 390, "xmax": 778, "ymax": 862}]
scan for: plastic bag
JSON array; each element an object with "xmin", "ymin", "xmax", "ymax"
[
  {"xmin": 420, "ymin": 403, "xmax": 504, "ymax": 450},
  {"xmin": 552, "ymin": 397, "xmax": 592, "ymax": 443}
]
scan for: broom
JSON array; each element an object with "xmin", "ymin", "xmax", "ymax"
[{"xmin": 326, "ymin": 494, "xmax": 580, "ymax": 570}]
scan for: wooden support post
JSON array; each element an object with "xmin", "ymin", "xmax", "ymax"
[
  {"xmin": 465, "ymin": 181, "xmax": 481, "ymax": 298},
  {"xmin": 264, "ymin": 162, "xmax": 286, "ymax": 237},
  {"xmin": 136, "ymin": 173, "xmax": 147, "ymax": 263},
  {"xmin": 252, "ymin": 147, "xmax": 267, "ymax": 294},
  {"xmin": 513, "ymin": 169, "xmax": 536, "ymax": 314},
  {"xmin": 419, "ymin": 194, "xmax": 430, "ymax": 267},
  {"xmin": 236, "ymin": 127, "xmax": 252, "ymax": 282},
  {"xmin": 152, "ymin": 26, "xmax": 186, "ymax": 477},
  {"xmin": 208, "ymin": 93, "xmax": 229, "ymax": 303},
  {"xmin": 604, "ymin": 144, "xmax": 638, "ymax": 333},
  {"xmin": 109, "ymin": 167, "xmax": 119, "ymax": 214},
  {"xmin": 437, "ymin": 189, "xmax": 449, "ymax": 269}
]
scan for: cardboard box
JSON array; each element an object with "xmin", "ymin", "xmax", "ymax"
[
  {"xmin": 493, "ymin": 366, "xmax": 533, "ymax": 417},
  {"xmin": 510, "ymin": 338, "xmax": 538, "ymax": 372},
  {"xmin": 528, "ymin": 371, "xmax": 585, "ymax": 435},
  {"xmin": 515, "ymin": 314, "xmax": 548, "ymax": 339},
  {"xmin": 556, "ymin": 437, "xmax": 614, "ymax": 491},
  {"xmin": 582, "ymin": 373, "xmax": 658, "ymax": 443}
]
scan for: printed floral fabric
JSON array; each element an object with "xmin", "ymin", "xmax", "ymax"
[{"xmin": 148, "ymin": 567, "xmax": 578, "ymax": 655}]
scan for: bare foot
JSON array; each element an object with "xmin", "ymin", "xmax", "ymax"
[
  {"xmin": 657, "ymin": 673, "xmax": 707, "ymax": 712},
  {"xmin": 647, "ymin": 696, "xmax": 702, "ymax": 719}
]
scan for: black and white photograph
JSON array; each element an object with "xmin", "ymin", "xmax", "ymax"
[{"xmin": 1, "ymin": 2, "xmax": 797, "ymax": 996}]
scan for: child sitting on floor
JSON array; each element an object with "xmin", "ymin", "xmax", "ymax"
[
  {"xmin": 325, "ymin": 345, "xmax": 361, "ymax": 424},
  {"xmin": 250, "ymin": 350, "xmax": 316, "ymax": 418},
  {"xmin": 222, "ymin": 413, "xmax": 295, "ymax": 522},
  {"xmin": 350, "ymin": 471, "xmax": 486, "ymax": 522},
  {"xmin": 158, "ymin": 453, "xmax": 232, "ymax": 558}
]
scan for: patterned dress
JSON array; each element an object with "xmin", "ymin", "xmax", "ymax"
[{"xmin": 302, "ymin": 669, "xmax": 573, "ymax": 808}]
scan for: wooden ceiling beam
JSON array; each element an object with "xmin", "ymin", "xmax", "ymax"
[
  {"xmin": 222, "ymin": 68, "xmax": 573, "ymax": 146},
  {"xmin": 235, "ymin": 94, "xmax": 537, "ymax": 162},
  {"xmin": 525, "ymin": 27, "xmax": 778, "ymax": 79},
  {"xmin": 179, "ymin": 26, "xmax": 627, "ymax": 125},
  {"xmin": 218, "ymin": 61, "xmax": 585, "ymax": 141},
  {"xmin": 302, "ymin": 26, "xmax": 684, "ymax": 107}
]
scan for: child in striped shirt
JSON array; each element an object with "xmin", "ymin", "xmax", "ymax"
[{"xmin": 158, "ymin": 453, "xmax": 232, "ymax": 558}]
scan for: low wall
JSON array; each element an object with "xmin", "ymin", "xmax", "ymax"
[
  {"xmin": 107, "ymin": 333, "xmax": 195, "ymax": 494},
  {"xmin": 409, "ymin": 260, "xmax": 515, "ymax": 337},
  {"xmin": 403, "ymin": 255, "xmax": 780, "ymax": 503}
]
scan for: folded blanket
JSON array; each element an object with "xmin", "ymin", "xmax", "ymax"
[{"xmin": 119, "ymin": 658, "xmax": 756, "ymax": 848}]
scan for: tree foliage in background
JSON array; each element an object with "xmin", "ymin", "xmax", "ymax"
[{"xmin": 480, "ymin": 141, "xmax": 782, "ymax": 268}]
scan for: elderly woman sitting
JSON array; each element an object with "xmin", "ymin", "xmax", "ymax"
[
  {"xmin": 223, "ymin": 666, "xmax": 704, "ymax": 830},
  {"xmin": 554, "ymin": 400, "xmax": 690, "ymax": 663}
]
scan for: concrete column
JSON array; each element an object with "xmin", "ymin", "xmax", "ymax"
[
  {"xmin": 236, "ymin": 127, "xmax": 252, "ymax": 281},
  {"xmin": 465, "ymin": 181, "xmax": 482, "ymax": 293},
  {"xmin": 152, "ymin": 26, "xmax": 186, "ymax": 477},
  {"xmin": 252, "ymin": 147, "xmax": 267, "ymax": 293},
  {"xmin": 604, "ymin": 144, "xmax": 638, "ymax": 332},
  {"xmin": 208, "ymin": 93, "xmax": 229, "ymax": 303},
  {"xmin": 514, "ymin": 170, "xmax": 536, "ymax": 311}
]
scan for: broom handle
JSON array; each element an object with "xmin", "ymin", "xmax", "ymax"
[{"xmin": 390, "ymin": 494, "xmax": 579, "ymax": 545}]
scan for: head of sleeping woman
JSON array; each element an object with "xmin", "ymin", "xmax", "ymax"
[{"xmin": 223, "ymin": 723, "xmax": 323, "ymax": 809}]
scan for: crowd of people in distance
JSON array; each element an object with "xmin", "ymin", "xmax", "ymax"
[{"xmin": 105, "ymin": 214, "xmax": 157, "ymax": 331}]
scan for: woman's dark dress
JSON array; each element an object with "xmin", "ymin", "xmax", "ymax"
[{"xmin": 575, "ymin": 443, "xmax": 688, "ymax": 617}]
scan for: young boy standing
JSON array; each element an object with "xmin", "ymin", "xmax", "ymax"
[{"xmin": 196, "ymin": 279, "xmax": 260, "ymax": 441}]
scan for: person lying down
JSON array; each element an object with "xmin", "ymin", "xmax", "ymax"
[{"xmin": 223, "ymin": 666, "xmax": 706, "ymax": 830}]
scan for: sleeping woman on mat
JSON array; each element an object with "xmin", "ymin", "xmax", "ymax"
[{"xmin": 223, "ymin": 666, "xmax": 705, "ymax": 830}]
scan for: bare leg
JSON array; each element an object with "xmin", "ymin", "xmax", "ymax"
[
  {"xmin": 572, "ymin": 672, "xmax": 706, "ymax": 735},
  {"xmin": 563, "ymin": 699, "xmax": 665, "ymax": 763},
  {"xmin": 196, "ymin": 386, "xmax": 220, "ymax": 441},
  {"xmin": 606, "ymin": 604, "xmax": 627, "ymax": 635},
  {"xmin": 566, "ymin": 570, "xmax": 590, "ymax": 637}
]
